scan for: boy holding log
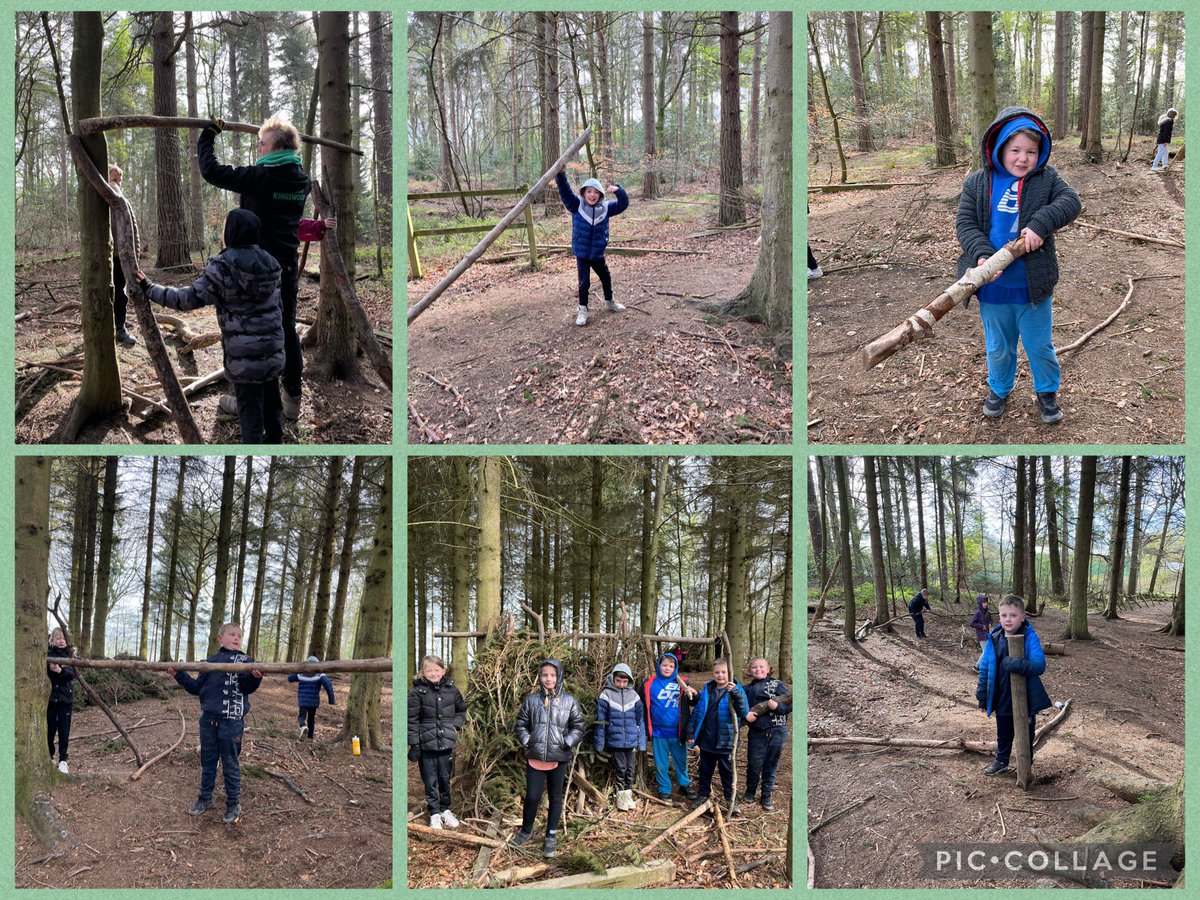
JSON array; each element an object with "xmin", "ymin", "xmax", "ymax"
[
  {"xmin": 976, "ymin": 595, "xmax": 1051, "ymax": 776},
  {"xmin": 554, "ymin": 170, "xmax": 629, "ymax": 326},
  {"xmin": 742, "ymin": 658, "xmax": 791, "ymax": 812},
  {"xmin": 167, "ymin": 623, "xmax": 263, "ymax": 824},
  {"xmin": 956, "ymin": 107, "xmax": 1080, "ymax": 424}
]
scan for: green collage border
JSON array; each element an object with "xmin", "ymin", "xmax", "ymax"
[{"xmin": 0, "ymin": 2, "xmax": 1191, "ymax": 898}]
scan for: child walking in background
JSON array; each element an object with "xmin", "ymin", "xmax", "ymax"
[
  {"xmin": 168, "ymin": 623, "xmax": 263, "ymax": 825},
  {"xmin": 1151, "ymin": 108, "xmax": 1178, "ymax": 172},
  {"xmin": 594, "ymin": 662, "xmax": 646, "ymax": 811},
  {"xmin": 969, "ymin": 594, "xmax": 993, "ymax": 671},
  {"xmin": 956, "ymin": 106, "xmax": 1081, "ymax": 424},
  {"xmin": 555, "ymin": 169, "xmax": 629, "ymax": 326},
  {"xmin": 407, "ymin": 655, "xmax": 466, "ymax": 829},
  {"xmin": 742, "ymin": 658, "xmax": 791, "ymax": 812},
  {"xmin": 643, "ymin": 652, "xmax": 698, "ymax": 803},
  {"xmin": 288, "ymin": 656, "xmax": 335, "ymax": 740},
  {"xmin": 47, "ymin": 628, "xmax": 75, "ymax": 774}
]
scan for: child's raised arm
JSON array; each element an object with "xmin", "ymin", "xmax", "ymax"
[
  {"xmin": 554, "ymin": 171, "xmax": 580, "ymax": 213},
  {"xmin": 607, "ymin": 184, "xmax": 629, "ymax": 217}
]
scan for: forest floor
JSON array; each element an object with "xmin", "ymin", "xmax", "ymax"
[
  {"xmin": 807, "ymin": 135, "xmax": 1185, "ymax": 444},
  {"xmin": 407, "ymin": 182, "xmax": 792, "ymax": 444},
  {"xmin": 15, "ymin": 252, "xmax": 392, "ymax": 445},
  {"xmin": 15, "ymin": 673, "xmax": 393, "ymax": 889},
  {"xmin": 808, "ymin": 598, "xmax": 1184, "ymax": 888},
  {"xmin": 406, "ymin": 735, "xmax": 792, "ymax": 888}
]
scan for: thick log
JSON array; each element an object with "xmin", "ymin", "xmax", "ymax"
[
  {"xmin": 67, "ymin": 134, "xmax": 203, "ymax": 443},
  {"xmin": 77, "ymin": 114, "xmax": 362, "ymax": 155},
  {"xmin": 860, "ymin": 236, "xmax": 1028, "ymax": 370},
  {"xmin": 513, "ymin": 860, "xmax": 675, "ymax": 889},
  {"xmin": 749, "ymin": 692, "xmax": 792, "ymax": 719},
  {"xmin": 408, "ymin": 822, "xmax": 506, "ymax": 848},
  {"xmin": 809, "ymin": 735, "xmax": 996, "ymax": 754},
  {"xmin": 311, "ymin": 178, "xmax": 392, "ymax": 386},
  {"xmin": 640, "ymin": 800, "xmax": 711, "ymax": 855},
  {"xmin": 45, "ymin": 656, "xmax": 392, "ymax": 674},
  {"xmin": 408, "ymin": 127, "xmax": 591, "ymax": 324},
  {"xmin": 1043, "ymin": 642, "xmax": 1067, "ymax": 656},
  {"xmin": 1008, "ymin": 633, "xmax": 1032, "ymax": 789},
  {"xmin": 130, "ymin": 707, "xmax": 185, "ymax": 781},
  {"xmin": 487, "ymin": 863, "xmax": 550, "ymax": 885}
]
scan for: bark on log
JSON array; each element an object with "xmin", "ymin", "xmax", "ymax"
[
  {"xmin": 640, "ymin": 800, "xmax": 712, "ymax": 855},
  {"xmin": 859, "ymin": 236, "xmax": 1028, "ymax": 370},
  {"xmin": 408, "ymin": 822, "xmax": 506, "ymax": 848},
  {"xmin": 45, "ymin": 656, "xmax": 392, "ymax": 674},
  {"xmin": 487, "ymin": 863, "xmax": 550, "ymax": 885},
  {"xmin": 77, "ymin": 115, "xmax": 362, "ymax": 155},
  {"xmin": 311, "ymin": 178, "xmax": 392, "ymax": 386},
  {"xmin": 1008, "ymin": 632, "xmax": 1032, "ymax": 789},
  {"xmin": 513, "ymin": 860, "xmax": 675, "ymax": 889},
  {"xmin": 713, "ymin": 801, "xmax": 739, "ymax": 887},
  {"xmin": 67, "ymin": 134, "xmax": 203, "ymax": 443},
  {"xmin": 809, "ymin": 735, "xmax": 996, "ymax": 754},
  {"xmin": 571, "ymin": 767, "xmax": 608, "ymax": 806},
  {"xmin": 130, "ymin": 707, "xmax": 185, "ymax": 780},
  {"xmin": 408, "ymin": 127, "xmax": 591, "ymax": 324},
  {"xmin": 749, "ymin": 692, "xmax": 792, "ymax": 718}
]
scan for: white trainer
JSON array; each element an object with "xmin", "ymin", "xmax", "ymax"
[
  {"xmin": 441, "ymin": 810, "xmax": 460, "ymax": 828},
  {"xmin": 575, "ymin": 306, "xmax": 588, "ymax": 326},
  {"xmin": 429, "ymin": 813, "xmax": 443, "ymax": 829},
  {"xmin": 606, "ymin": 298, "xmax": 626, "ymax": 312},
  {"xmin": 58, "ymin": 760, "xmax": 69, "ymax": 774}
]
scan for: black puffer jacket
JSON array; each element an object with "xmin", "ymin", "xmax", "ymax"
[
  {"xmin": 47, "ymin": 644, "xmax": 75, "ymax": 704},
  {"xmin": 516, "ymin": 658, "xmax": 585, "ymax": 763},
  {"xmin": 408, "ymin": 675, "xmax": 467, "ymax": 752}
]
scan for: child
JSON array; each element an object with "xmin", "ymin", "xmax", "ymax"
[
  {"xmin": 643, "ymin": 651, "xmax": 698, "ymax": 803},
  {"xmin": 685, "ymin": 658, "xmax": 749, "ymax": 809},
  {"xmin": 136, "ymin": 208, "xmax": 285, "ymax": 443},
  {"xmin": 513, "ymin": 658, "xmax": 584, "ymax": 858},
  {"xmin": 969, "ymin": 594, "xmax": 993, "ymax": 670},
  {"xmin": 167, "ymin": 623, "xmax": 263, "ymax": 824},
  {"xmin": 956, "ymin": 107, "xmax": 1081, "ymax": 424},
  {"xmin": 107, "ymin": 163, "xmax": 140, "ymax": 347},
  {"xmin": 554, "ymin": 170, "xmax": 629, "ymax": 326},
  {"xmin": 594, "ymin": 662, "xmax": 646, "ymax": 811},
  {"xmin": 908, "ymin": 588, "xmax": 932, "ymax": 638},
  {"xmin": 976, "ymin": 595, "xmax": 1052, "ymax": 776},
  {"xmin": 742, "ymin": 658, "xmax": 791, "ymax": 812},
  {"xmin": 287, "ymin": 655, "xmax": 335, "ymax": 741},
  {"xmin": 1152, "ymin": 108, "xmax": 1178, "ymax": 172},
  {"xmin": 46, "ymin": 628, "xmax": 75, "ymax": 774},
  {"xmin": 406, "ymin": 655, "xmax": 466, "ymax": 829}
]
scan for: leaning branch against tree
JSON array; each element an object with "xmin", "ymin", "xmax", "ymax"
[
  {"xmin": 859, "ymin": 236, "xmax": 1028, "ymax": 370},
  {"xmin": 77, "ymin": 115, "xmax": 362, "ymax": 155},
  {"xmin": 45, "ymin": 656, "xmax": 393, "ymax": 674}
]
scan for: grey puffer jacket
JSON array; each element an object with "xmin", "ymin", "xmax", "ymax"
[
  {"xmin": 956, "ymin": 106, "xmax": 1081, "ymax": 304},
  {"xmin": 515, "ymin": 658, "xmax": 586, "ymax": 763}
]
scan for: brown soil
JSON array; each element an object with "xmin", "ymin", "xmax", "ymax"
[
  {"xmin": 15, "ymin": 674, "xmax": 393, "ymax": 889},
  {"xmin": 15, "ymin": 257, "xmax": 392, "ymax": 445},
  {"xmin": 808, "ymin": 600, "xmax": 1183, "ymax": 888},
  {"xmin": 807, "ymin": 139, "xmax": 1184, "ymax": 444},
  {"xmin": 407, "ymin": 192, "xmax": 792, "ymax": 445},
  {"xmin": 407, "ymin": 738, "xmax": 792, "ymax": 888}
]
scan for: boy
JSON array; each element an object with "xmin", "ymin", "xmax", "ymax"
[
  {"xmin": 168, "ymin": 623, "xmax": 263, "ymax": 824},
  {"xmin": 136, "ymin": 208, "xmax": 285, "ymax": 443},
  {"xmin": 554, "ymin": 170, "xmax": 629, "ymax": 326},
  {"xmin": 685, "ymin": 658, "xmax": 749, "ymax": 809},
  {"xmin": 956, "ymin": 107, "xmax": 1081, "ymax": 424},
  {"xmin": 407, "ymin": 655, "xmax": 466, "ymax": 829},
  {"xmin": 976, "ymin": 595, "xmax": 1052, "ymax": 776},
  {"xmin": 287, "ymin": 655, "xmax": 335, "ymax": 740},
  {"xmin": 643, "ymin": 652, "xmax": 698, "ymax": 803},
  {"xmin": 742, "ymin": 658, "xmax": 791, "ymax": 812},
  {"xmin": 908, "ymin": 587, "xmax": 932, "ymax": 638},
  {"xmin": 594, "ymin": 662, "xmax": 646, "ymax": 811}
]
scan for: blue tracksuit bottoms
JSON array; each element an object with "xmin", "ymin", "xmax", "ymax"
[{"xmin": 979, "ymin": 299, "xmax": 1060, "ymax": 396}]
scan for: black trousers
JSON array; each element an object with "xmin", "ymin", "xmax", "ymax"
[
  {"xmin": 297, "ymin": 707, "xmax": 317, "ymax": 738},
  {"xmin": 995, "ymin": 714, "xmax": 1037, "ymax": 765},
  {"xmin": 272, "ymin": 254, "xmax": 302, "ymax": 399},
  {"xmin": 418, "ymin": 748, "xmax": 454, "ymax": 815},
  {"xmin": 696, "ymin": 748, "xmax": 734, "ymax": 802},
  {"xmin": 745, "ymin": 727, "xmax": 787, "ymax": 800},
  {"xmin": 913, "ymin": 614, "xmax": 926, "ymax": 638},
  {"xmin": 610, "ymin": 748, "xmax": 636, "ymax": 790},
  {"xmin": 47, "ymin": 701, "xmax": 72, "ymax": 761},
  {"xmin": 576, "ymin": 257, "xmax": 612, "ymax": 307},
  {"xmin": 112, "ymin": 250, "xmax": 129, "ymax": 330},
  {"xmin": 807, "ymin": 244, "xmax": 819, "ymax": 271},
  {"xmin": 234, "ymin": 379, "xmax": 284, "ymax": 444},
  {"xmin": 521, "ymin": 762, "xmax": 566, "ymax": 834}
]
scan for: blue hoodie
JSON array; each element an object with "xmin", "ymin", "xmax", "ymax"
[
  {"xmin": 976, "ymin": 620, "xmax": 1052, "ymax": 717},
  {"xmin": 555, "ymin": 172, "xmax": 629, "ymax": 260},
  {"xmin": 642, "ymin": 653, "xmax": 690, "ymax": 738}
]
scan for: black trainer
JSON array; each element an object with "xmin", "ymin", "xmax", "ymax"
[
  {"xmin": 510, "ymin": 829, "xmax": 531, "ymax": 846},
  {"xmin": 223, "ymin": 803, "xmax": 242, "ymax": 824},
  {"xmin": 983, "ymin": 390, "xmax": 1007, "ymax": 418},
  {"xmin": 1037, "ymin": 392, "xmax": 1063, "ymax": 424},
  {"xmin": 762, "ymin": 797, "xmax": 775, "ymax": 812},
  {"xmin": 983, "ymin": 760, "xmax": 1013, "ymax": 776},
  {"xmin": 542, "ymin": 834, "xmax": 557, "ymax": 858},
  {"xmin": 188, "ymin": 799, "xmax": 214, "ymax": 816}
]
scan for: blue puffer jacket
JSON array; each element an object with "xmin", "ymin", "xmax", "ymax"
[
  {"xmin": 685, "ymin": 679, "xmax": 749, "ymax": 752},
  {"xmin": 288, "ymin": 662, "xmax": 335, "ymax": 710},
  {"xmin": 594, "ymin": 673, "xmax": 646, "ymax": 752},
  {"xmin": 175, "ymin": 645, "xmax": 262, "ymax": 720},
  {"xmin": 976, "ymin": 621, "xmax": 1052, "ymax": 717},
  {"xmin": 555, "ymin": 172, "xmax": 629, "ymax": 260},
  {"xmin": 743, "ymin": 676, "xmax": 792, "ymax": 734}
]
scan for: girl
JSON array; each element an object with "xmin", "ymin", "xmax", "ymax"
[
  {"xmin": 47, "ymin": 628, "xmax": 76, "ymax": 774},
  {"xmin": 407, "ymin": 655, "xmax": 466, "ymax": 829},
  {"xmin": 513, "ymin": 658, "xmax": 585, "ymax": 858},
  {"xmin": 1152, "ymin": 108, "xmax": 1179, "ymax": 172}
]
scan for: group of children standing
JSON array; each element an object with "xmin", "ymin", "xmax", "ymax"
[{"xmin": 407, "ymin": 650, "xmax": 791, "ymax": 860}]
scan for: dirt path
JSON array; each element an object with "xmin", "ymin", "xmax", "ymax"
[
  {"xmin": 807, "ymin": 140, "xmax": 1184, "ymax": 444},
  {"xmin": 16, "ymin": 675, "xmax": 392, "ymax": 889},
  {"xmin": 407, "ymin": 200, "xmax": 792, "ymax": 445},
  {"xmin": 807, "ymin": 601, "xmax": 1183, "ymax": 888},
  {"xmin": 15, "ymin": 260, "xmax": 392, "ymax": 444}
]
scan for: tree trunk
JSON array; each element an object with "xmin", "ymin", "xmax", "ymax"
[
  {"xmin": 308, "ymin": 457, "xmax": 344, "ymax": 658},
  {"xmin": 159, "ymin": 457, "xmax": 187, "ymax": 661},
  {"xmin": 1083, "ymin": 13, "xmax": 1106, "ymax": 161},
  {"xmin": 1061, "ymin": 455, "xmax": 1072, "ymax": 588},
  {"xmin": 1043, "ymin": 457, "xmax": 1065, "ymax": 597},
  {"xmin": 208, "ymin": 456, "xmax": 236, "ymax": 654},
  {"xmin": 943, "ymin": 14, "xmax": 958, "ymax": 125},
  {"xmin": 233, "ymin": 457, "xmax": 252, "ymax": 623},
  {"xmin": 807, "ymin": 460, "xmax": 826, "ymax": 589},
  {"xmin": 1148, "ymin": 465, "xmax": 1180, "ymax": 594},
  {"xmin": 325, "ymin": 456, "xmax": 366, "ymax": 661},
  {"xmin": 79, "ymin": 461, "xmax": 99, "ymax": 657},
  {"xmin": 1053, "ymin": 13, "xmax": 1069, "ymax": 138},
  {"xmin": 723, "ymin": 471, "xmax": 750, "ymax": 664},
  {"xmin": 1012, "ymin": 456, "xmax": 1027, "ymax": 596},
  {"xmin": 90, "ymin": 457, "xmax": 118, "ymax": 658},
  {"xmin": 778, "ymin": 488, "xmax": 793, "ymax": 680},
  {"xmin": 877, "ymin": 458, "xmax": 898, "ymax": 603},
  {"xmin": 1063, "ymin": 456, "xmax": 1096, "ymax": 640},
  {"xmin": 968, "ymin": 13, "xmax": 997, "ymax": 169},
  {"xmin": 596, "ymin": 14, "xmax": 614, "ymax": 161},
  {"xmin": 1025, "ymin": 455, "xmax": 1038, "ymax": 612},
  {"xmin": 139, "ymin": 457, "xmax": 159, "ymax": 659},
  {"xmin": 642, "ymin": 12, "xmax": 658, "ymax": 199},
  {"xmin": 934, "ymin": 458, "xmax": 949, "ymax": 599},
  {"xmin": 809, "ymin": 19, "xmax": 848, "ymax": 185},
  {"xmin": 477, "ymin": 457, "xmax": 502, "ymax": 633},
  {"xmin": 914, "ymin": 459, "xmax": 929, "ymax": 589},
  {"xmin": 639, "ymin": 458, "xmax": 669, "ymax": 634},
  {"xmin": 451, "ymin": 457, "xmax": 472, "ymax": 689},
  {"xmin": 844, "ymin": 12, "xmax": 873, "ymax": 151},
  {"xmin": 184, "ymin": 14, "xmax": 203, "ymax": 251},
  {"xmin": 1104, "ymin": 456, "xmax": 1132, "ymax": 619},
  {"xmin": 588, "ymin": 458, "xmax": 602, "ymax": 633},
  {"xmin": 927, "ymin": 12, "xmax": 955, "ymax": 165},
  {"xmin": 747, "ymin": 13, "xmax": 763, "ymax": 179},
  {"xmin": 368, "ymin": 11, "xmax": 391, "ymax": 244},
  {"xmin": 152, "ymin": 13, "xmax": 190, "ymax": 267},
  {"xmin": 864, "ymin": 458, "xmax": 890, "ymax": 632},
  {"xmin": 835, "ymin": 457, "xmax": 856, "ymax": 640},
  {"xmin": 1125, "ymin": 458, "xmax": 1145, "ymax": 597},
  {"xmin": 950, "ymin": 457, "xmax": 966, "ymax": 603},
  {"xmin": 247, "ymin": 457, "xmax": 278, "ymax": 658},
  {"xmin": 1159, "ymin": 566, "xmax": 1183, "ymax": 636}
]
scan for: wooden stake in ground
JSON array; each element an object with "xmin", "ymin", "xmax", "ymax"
[
  {"xmin": 1007, "ymin": 632, "xmax": 1032, "ymax": 789},
  {"xmin": 859, "ymin": 236, "xmax": 1028, "ymax": 370},
  {"xmin": 77, "ymin": 114, "xmax": 361, "ymax": 155},
  {"xmin": 45, "ymin": 656, "xmax": 392, "ymax": 674},
  {"xmin": 407, "ymin": 127, "xmax": 591, "ymax": 324}
]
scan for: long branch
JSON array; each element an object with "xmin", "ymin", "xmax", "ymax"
[
  {"xmin": 44, "ymin": 656, "xmax": 393, "ymax": 674},
  {"xmin": 77, "ymin": 115, "xmax": 362, "ymax": 155}
]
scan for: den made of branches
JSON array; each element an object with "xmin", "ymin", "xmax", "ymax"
[
  {"xmin": 407, "ymin": 455, "xmax": 794, "ymax": 889},
  {"xmin": 405, "ymin": 12, "xmax": 794, "ymax": 447},
  {"xmin": 806, "ymin": 11, "xmax": 1185, "ymax": 446},
  {"xmin": 14, "ymin": 456, "xmax": 394, "ymax": 890},
  {"xmin": 16, "ymin": 13, "xmax": 394, "ymax": 445},
  {"xmin": 806, "ymin": 454, "xmax": 1184, "ymax": 889}
]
